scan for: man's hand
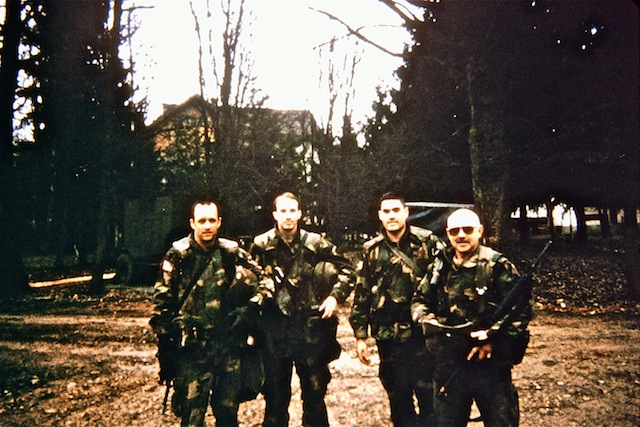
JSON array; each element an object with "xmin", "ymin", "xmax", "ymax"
[
  {"xmin": 467, "ymin": 342, "xmax": 493, "ymax": 361},
  {"xmin": 319, "ymin": 296, "xmax": 338, "ymax": 319},
  {"xmin": 417, "ymin": 312, "xmax": 437, "ymax": 324},
  {"xmin": 467, "ymin": 329, "xmax": 493, "ymax": 360},
  {"xmin": 355, "ymin": 338, "xmax": 371, "ymax": 365}
]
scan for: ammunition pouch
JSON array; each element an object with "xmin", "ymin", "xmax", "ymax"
[{"xmin": 371, "ymin": 298, "xmax": 416, "ymax": 343}]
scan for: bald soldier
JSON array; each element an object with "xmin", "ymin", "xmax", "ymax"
[{"xmin": 411, "ymin": 209, "xmax": 533, "ymax": 427}]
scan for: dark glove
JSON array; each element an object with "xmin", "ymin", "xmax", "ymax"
[{"xmin": 157, "ymin": 334, "xmax": 179, "ymax": 384}]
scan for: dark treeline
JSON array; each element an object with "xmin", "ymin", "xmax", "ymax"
[{"xmin": 0, "ymin": 0, "xmax": 638, "ymax": 297}]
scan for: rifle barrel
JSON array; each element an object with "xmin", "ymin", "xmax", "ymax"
[
  {"xmin": 160, "ymin": 381, "xmax": 171, "ymax": 415},
  {"xmin": 532, "ymin": 240, "xmax": 552, "ymax": 270}
]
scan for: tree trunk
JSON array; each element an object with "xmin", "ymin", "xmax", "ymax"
[
  {"xmin": 518, "ymin": 204, "xmax": 530, "ymax": 242},
  {"xmin": 0, "ymin": 0, "xmax": 29, "ymax": 298},
  {"xmin": 45, "ymin": 0, "xmax": 81, "ymax": 265},
  {"xmin": 466, "ymin": 62, "xmax": 510, "ymax": 249},
  {"xmin": 622, "ymin": 205, "xmax": 640, "ymax": 300},
  {"xmin": 546, "ymin": 200, "xmax": 557, "ymax": 242},
  {"xmin": 0, "ymin": 0, "xmax": 21, "ymax": 153},
  {"xmin": 89, "ymin": 0, "xmax": 125, "ymax": 294},
  {"xmin": 574, "ymin": 203, "xmax": 588, "ymax": 242},
  {"xmin": 599, "ymin": 208, "xmax": 611, "ymax": 241},
  {"xmin": 0, "ymin": 202, "xmax": 29, "ymax": 298}
]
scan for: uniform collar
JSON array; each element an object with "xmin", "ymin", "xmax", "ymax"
[
  {"xmin": 189, "ymin": 234, "xmax": 220, "ymax": 254},
  {"xmin": 380, "ymin": 225, "xmax": 411, "ymax": 246},
  {"xmin": 274, "ymin": 226, "xmax": 301, "ymax": 244},
  {"xmin": 452, "ymin": 246, "xmax": 481, "ymax": 268}
]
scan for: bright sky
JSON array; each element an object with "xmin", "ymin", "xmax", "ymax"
[{"xmin": 126, "ymin": 0, "xmax": 413, "ymax": 132}]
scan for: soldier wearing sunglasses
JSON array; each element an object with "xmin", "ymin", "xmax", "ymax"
[{"xmin": 411, "ymin": 208, "xmax": 533, "ymax": 427}]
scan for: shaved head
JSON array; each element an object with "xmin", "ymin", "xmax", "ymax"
[
  {"xmin": 447, "ymin": 208, "xmax": 481, "ymax": 229},
  {"xmin": 446, "ymin": 209, "xmax": 484, "ymax": 260}
]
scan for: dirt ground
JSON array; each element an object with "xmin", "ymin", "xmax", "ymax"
[{"xmin": 0, "ymin": 242, "xmax": 639, "ymax": 427}]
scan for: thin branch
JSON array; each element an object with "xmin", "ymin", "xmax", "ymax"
[
  {"xmin": 310, "ymin": 7, "xmax": 403, "ymax": 58},
  {"xmin": 379, "ymin": 0, "xmax": 423, "ymax": 24}
]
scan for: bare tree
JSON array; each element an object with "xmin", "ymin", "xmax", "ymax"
[{"xmin": 186, "ymin": 0, "xmax": 306, "ymax": 233}]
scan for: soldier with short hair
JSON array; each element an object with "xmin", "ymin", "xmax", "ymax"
[
  {"xmin": 150, "ymin": 200, "xmax": 269, "ymax": 427},
  {"xmin": 249, "ymin": 191, "xmax": 355, "ymax": 427},
  {"xmin": 411, "ymin": 208, "xmax": 533, "ymax": 427},
  {"xmin": 350, "ymin": 192, "xmax": 444, "ymax": 427}
]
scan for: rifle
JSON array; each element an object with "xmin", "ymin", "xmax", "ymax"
[
  {"xmin": 156, "ymin": 333, "xmax": 178, "ymax": 415},
  {"xmin": 154, "ymin": 257, "xmax": 210, "ymax": 414},
  {"xmin": 420, "ymin": 240, "xmax": 552, "ymax": 339},
  {"xmin": 160, "ymin": 379, "xmax": 172, "ymax": 415}
]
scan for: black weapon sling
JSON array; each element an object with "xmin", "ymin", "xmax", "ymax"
[
  {"xmin": 384, "ymin": 239, "xmax": 421, "ymax": 274},
  {"xmin": 176, "ymin": 248, "xmax": 221, "ymax": 312},
  {"xmin": 381, "ymin": 238, "xmax": 423, "ymax": 333},
  {"xmin": 158, "ymin": 249, "xmax": 212, "ymax": 415}
]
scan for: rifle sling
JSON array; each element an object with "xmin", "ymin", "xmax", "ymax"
[
  {"xmin": 384, "ymin": 239, "xmax": 420, "ymax": 273},
  {"xmin": 176, "ymin": 249, "xmax": 222, "ymax": 312}
]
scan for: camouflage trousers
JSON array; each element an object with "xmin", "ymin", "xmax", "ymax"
[
  {"xmin": 171, "ymin": 344, "xmax": 244, "ymax": 427},
  {"xmin": 377, "ymin": 336, "xmax": 436, "ymax": 427},
  {"xmin": 434, "ymin": 362, "xmax": 519, "ymax": 427},
  {"xmin": 258, "ymin": 312, "xmax": 336, "ymax": 427}
]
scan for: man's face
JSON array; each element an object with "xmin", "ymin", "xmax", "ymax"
[
  {"xmin": 446, "ymin": 210, "xmax": 483, "ymax": 257},
  {"xmin": 273, "ymin": 197, "xmax": 302, "ymax": 233},
  {"xmin": 190, "ymin": 203, "xmax": 221, "ymax": 247},
  {"xmin": 378, "ymin": 199, "xmax": 409, "ymax": 234}
]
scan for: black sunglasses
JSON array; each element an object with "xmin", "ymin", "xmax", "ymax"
[{"xmin": 447, "ymin": 226, "xmax": 476, "ymax": 235}]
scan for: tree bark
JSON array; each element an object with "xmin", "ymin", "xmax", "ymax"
[
  {"xmin": 0, "ymin": 0, "xmax": 29, "ymax": 298},
  {"xmin": 89, "ymin": 0, "xmax": 126, "ymax": 294},
  {"xmin": 599, "ymin": 209, "xmax": 611, "ymax": 241},
  {"xmin": 622, "ymin": 205, "xmax": 640, "ymax": 300},
  {"xmin": 518, "ymin": 204, "xmax": 530, "ymax": 242},
  {"xmin": 574, "ymin": 203, "xmax": 588, "ymax": 242},
  {"xmin": 466, "ymin": 62, "xmax": 510, "ymax": 249}
]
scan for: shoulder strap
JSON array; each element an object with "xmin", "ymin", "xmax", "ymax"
[
  {"xmin": 176, "ymin": 255, "xmax": 210, "ymax": 311},
  {"xmin": 363, "ymin": 234, "xmax": 384, "ymax": 251},
  {"xmin": 176, "ymin": 244, "xmax": 236, "ymax": 311},
  {"xmin": 384, "ymin": 239, "xmax": 420, "ymax": 272},
  {"xmin": 475, "ymin": 246, "xmax": 502, "ymax": 288}
]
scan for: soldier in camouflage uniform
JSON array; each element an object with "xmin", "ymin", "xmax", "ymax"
[
  {"xmin": 411, "ymin": 208, "xmax": 533, "ymax": 427},
  {"xmin": 350, "ymin": 192, "xmax": 444, "ymax": 427},
  {"xmin": 249, "ymin": 192, "xmax": 355, "ymax": 427},
  {"xmin": 150, "ymin": 201, "xmax": 269, "ymax": 427}
]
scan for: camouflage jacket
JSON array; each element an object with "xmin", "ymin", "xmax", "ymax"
[
  {"xmin": 350, "ymin": 226, "xmax": 444, "ymax": 341},
  {"xmin": 249, "ymin": 227, "xmax": 355, "ymax": 316},
  {"xmin": 149, "ymin": 235, "xmax": 269, "ymax": 344},
  {"xmin": 411, "ymin": 244, "xmax": 532, "ymax": 339}
]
